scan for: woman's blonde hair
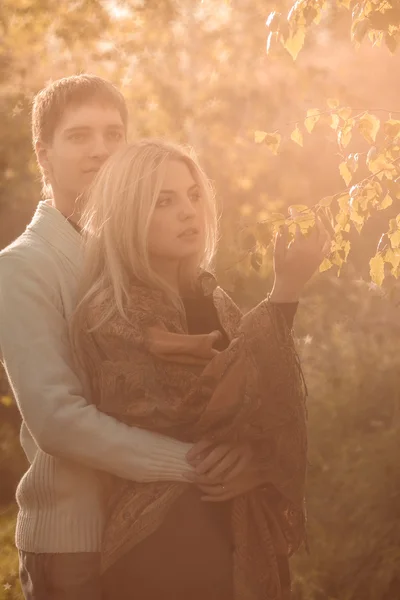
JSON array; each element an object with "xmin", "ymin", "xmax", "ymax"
[{"xmin": 72, "ymin": 138, "xmax": 218, "ymax": 336}]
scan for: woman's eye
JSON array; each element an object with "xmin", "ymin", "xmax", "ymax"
[
  {"xmin": 156, "ymin": 197, "xmax": 171, "ymax": 207},
  {"xmin": 190, "ymin": 192, "xmax": 201, "ymax": 202}
]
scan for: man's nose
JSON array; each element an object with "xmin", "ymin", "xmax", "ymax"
[{"xmin": 90, "ymin": 134, "xmax": 110, "ymax": 159}]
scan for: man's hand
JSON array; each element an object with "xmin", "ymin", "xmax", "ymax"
[
  {"xmin": 198, "ymin": 465, "xmax": 264, "ymax": 501},
  {"xmin": 186, "ymin": 441, "xmax": 253, "ymax": 484}
]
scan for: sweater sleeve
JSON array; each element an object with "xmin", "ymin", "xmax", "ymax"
[{"xmin": 0, "ymin": 254, "xmax": 193, "ymax": 483}]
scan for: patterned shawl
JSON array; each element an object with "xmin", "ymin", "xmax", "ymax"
[{"xmin": 78, "ymin": 273, "xmax": 308, "ymax": 600}]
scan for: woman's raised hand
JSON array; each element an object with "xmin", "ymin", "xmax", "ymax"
[{"xmin": 270, "ymin": 208, "xmax": 332, "ymax": 303}]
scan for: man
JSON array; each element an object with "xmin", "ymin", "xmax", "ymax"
[{"xmin": 0, "ymin": 74, "xmax": 248, "ymax": 600}]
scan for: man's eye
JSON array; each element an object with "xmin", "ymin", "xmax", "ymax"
[
  {"xmin": 108, "ymin": 131, "xmax": 123, "ymax": 141},
  {"xmin": 70, "ymin": 133, "xmax": 86, "ymax": 142}
]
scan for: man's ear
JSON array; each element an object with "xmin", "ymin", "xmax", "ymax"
[{"xmin": 35, "ymin": 140, "xmax": 52, "ymax": 176}]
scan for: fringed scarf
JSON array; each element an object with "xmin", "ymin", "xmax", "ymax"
[{"xmin": 78, "ymin": 273, "xmax": 308, "ymax": 600}]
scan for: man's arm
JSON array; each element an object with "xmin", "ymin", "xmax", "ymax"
[{"xmin": 0, "ymin": 254, "xmax": 194, "ymax": 483}]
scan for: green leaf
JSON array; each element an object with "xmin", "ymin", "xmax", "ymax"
[
  {"xmin": 304, "ymin": 108, "xmax": 320, "ymax": 133},
  {"xmin": 290, "ymin": 124, "xmax": 303, "ymax": 146},
  {"xmin": 369, "ymin": 253, "xmax": 385, "ymax": 286},
  {"xmin": 339, "ymin": 161, "xmax": 352, "ymax": 185}
]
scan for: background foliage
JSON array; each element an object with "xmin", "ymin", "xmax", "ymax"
[{"xmin": 1, "ymin": 1, "xmax": 400, "ymax": 598}]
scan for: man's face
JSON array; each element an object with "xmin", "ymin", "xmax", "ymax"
[{"xmin": 37, "ymin": 101, "xmax": 126, "ymax": 210}]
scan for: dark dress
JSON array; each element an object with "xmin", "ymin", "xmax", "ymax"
[{"xmin": 101, "ymin": 295, "xmax": 297, "ymax": 600}]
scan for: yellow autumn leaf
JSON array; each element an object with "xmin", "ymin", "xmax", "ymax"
[
  {"xmin": 337, "ymin": 0, "xmax": 351, "ymax": 8},
  {"xmin": 264, "ymin": 133, "xmax": 281, "ymax": 155},
  {"xmin": 327, "ymin": 98, "xmax": 340, "ymax": 109},
  {"xmin": 343, "ymin": 240, "xmax": 351, "ymax": 260},
  {"xmin": 0, "ymin": 395, "xmax": 12, "ymax": 407},
  {"xmin": 378, "ymin": 193, "xmax": 393, "ymax": 210},
  {"xmin": 368, "ymin": 30, "xmax": 383, "ymax": 47},
  {"xmin": 367, "ymin": 151, "xmax": 397, "ymax": 179},
  {"xmin": 389, "ymin": 229, "xmax": 400, "ymax": 249},
  {"xmin": 358, "ymin": 112, "xmax": 381, "ymax": 144},
  {"xmin": 369, "ymin": 253, "xmax": 385, "ymax": 286},
  {"xmin": 384, "ymin": 247, "xmax": 400, "ymax": 271},
  {"xmin": 254, "ymin": 130, "xmax": 267, "ymax": 143},
  {"xmin": 383, "ymin": 119, "xmax": 400, "ymax": 139},
  {"xmin": 318, "ymin": 196, "xmax": 333, "ymax": 207},
  {"xmin": 290, "ymin": 125, "xmax": 303, "ymax": 146},
  {"xmin": 304, "ymin": 108, "xmax": 320, "ymax": 133},
  {"xmin": 331, "ymin": 113, "xmax": 340, "ymax": 130},
  {"xmin": 337, "ymin": 124, "xmax": 352, "ymax": 148},
  {"xmin": 284, "ymin": 27, "xmax": 306, "ymax": 60},
  {"xmin": 339, "ymin": 161, "xmax": 352, "ymax": 185},
  {"xmin": 319, "ymin": 258, "xmax": 333, "ymax": 273},
  {"xmin": 336, "ymin": 191, "xmax": 351, "ymax": 210},
  {"xmin": 338, "ymin": 107, "xmax": 352, "ymax": 121}
]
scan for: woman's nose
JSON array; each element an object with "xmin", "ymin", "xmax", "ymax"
[{"xmin": 178, "ymin": 197, "xmax": 197, "ymax": 219}]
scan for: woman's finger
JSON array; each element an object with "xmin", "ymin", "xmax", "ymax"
[
  {"xmin": 205, "ymin": 448, "xmax": 241, "ymax": 480},
  {"xmin": 186, "ymin": 439, "xmax": 215, "ymax": 463},
  {"xmin": 195, "ymin": 444, "xmax": 231, "ymax": 475},
  {"xmin": 222, "ymin": 452, "xmax": 252, "ymax": 482}
]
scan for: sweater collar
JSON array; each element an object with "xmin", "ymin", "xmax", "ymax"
[{"xmin": 27, "ymin": 201, "xmax": 82, "ymax": 270}]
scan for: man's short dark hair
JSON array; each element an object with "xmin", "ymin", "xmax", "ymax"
[{"xmin": 32, "ymin": 73, "xmax": 128, "ymax": 146}]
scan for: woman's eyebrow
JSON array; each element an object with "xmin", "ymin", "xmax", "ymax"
[{"xmin": 159, "ymin": 184, "xmax": 199, "ymax": 194}]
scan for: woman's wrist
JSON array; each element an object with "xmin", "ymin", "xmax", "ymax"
[{"xmin": 269, "ymin": 278, "xmax": 301, "ymax": 303}]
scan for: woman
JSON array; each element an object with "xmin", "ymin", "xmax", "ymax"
[{"xmin": 71, "ymin": 139, "xmax": 330, "ymax": 600}]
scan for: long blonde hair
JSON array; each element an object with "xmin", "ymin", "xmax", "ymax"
[{"xmin": 72, "ymin": 139, "xmax": 218, "ymax": 339}]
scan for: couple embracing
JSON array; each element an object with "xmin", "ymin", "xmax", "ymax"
[{"xmin": 0, "ymin": 74, "xmax": 330, "ymax": 600}]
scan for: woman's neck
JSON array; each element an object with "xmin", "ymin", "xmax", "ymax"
[{"xmin": 151, "ymin": 257, "xmax": 180, "ymax": 294}]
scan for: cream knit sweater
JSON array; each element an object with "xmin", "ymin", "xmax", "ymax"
[{"xmin": 0, "ymin": 201, "xmax": 194, "ymax": 553}]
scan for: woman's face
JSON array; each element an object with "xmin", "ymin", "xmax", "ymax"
[{"xmin": 147, "ymin": 159, "xmax": 205, "ymax": 264}]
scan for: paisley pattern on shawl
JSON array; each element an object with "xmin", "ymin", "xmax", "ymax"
[{"xmin": 78, "ymin": 272, "xmax": 307, "ymax": 600}]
